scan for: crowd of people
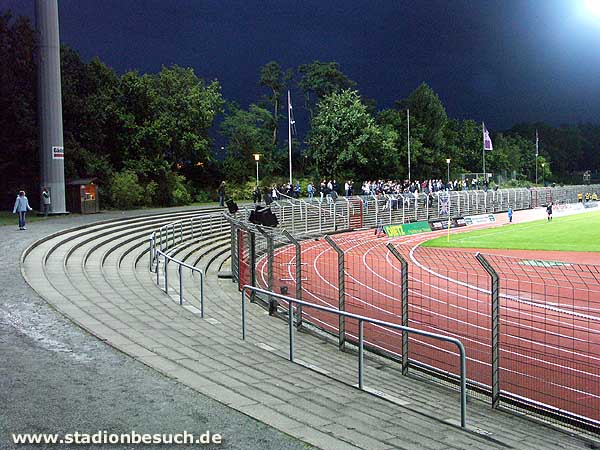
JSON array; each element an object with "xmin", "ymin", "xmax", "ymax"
[
  {"xmin": 246, "ymin": 176, "xmax": 493, "ymax": 205},
  {"xmin": 360, "ymin": 178, "xmax": 488, "ymax": 196}
]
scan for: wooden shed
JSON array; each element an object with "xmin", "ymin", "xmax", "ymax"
[{"xmin": 67, "ymin": 178, "xmax": 100, "ymax": 214}]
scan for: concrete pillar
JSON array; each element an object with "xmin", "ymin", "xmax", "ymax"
[{"xmin": 35, "ymin": 0, "xmax": 67, "ymax": 213}]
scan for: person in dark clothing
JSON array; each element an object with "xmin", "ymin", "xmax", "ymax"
[
  {"xmin": 217, "ymin": 181, "xmax": 226, "ymax": 207},
  {"xmin": 252, "ymin": 186, "xmax": 262, "ymax": 203},
  {"xmin": 546, "ymin": 202, "xmax": 553, "ymax": 221}
]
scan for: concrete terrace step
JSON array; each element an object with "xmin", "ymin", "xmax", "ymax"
[{"xmin": 21, "ymin": 209, "xmax": 596, "ymax": 450}]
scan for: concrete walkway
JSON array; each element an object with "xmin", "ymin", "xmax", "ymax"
[
  {"xmin": 17, "ymin": 207, "xmax": 598, "ymax": 449},
  {"xmin": 1, "ymin": 206, "xmax": 310, "ymax": 450}
]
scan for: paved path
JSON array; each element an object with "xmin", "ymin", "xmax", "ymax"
[
  {"xmin": 14, "ymin": 206, "xmax": 599, "ymax": 449},
  {"xmin": 0, "ymin": 207, "xmax": 310, "ymax": 450}
]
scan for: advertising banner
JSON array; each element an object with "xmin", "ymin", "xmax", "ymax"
[
  {"xmin": 384, "ymin": 221, "xmax": 431, "ymax": 237},
  {"xmin": 429, "ymin": 217, "xmax": 468, "ymax": 231},
  {"xmin": 464, "ymin": 214, "xmax": 495, "ymax": 225}
]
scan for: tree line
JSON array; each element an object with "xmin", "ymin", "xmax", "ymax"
[{"xmin": 1, "ymin": 12, "xmax": 599, "ymax": 209}]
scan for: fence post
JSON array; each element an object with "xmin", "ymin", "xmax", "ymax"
[
  {"xmin": 249, "ymin": 230, "xmax": 256, "ymax": 303},
  {"xmin": 178, "ymin": 264, "xmax": 183, "ymax": 305},
  {"xmin": 257, "ymin": 227, "xmax": 276, "ymax": 315},
  {"xmin": 283, "ymin": 230, "xmax": 302, "ymax": 328},
  {"xmin": 476, "ymin": 252, "xmax": 500, "ymax": 409},
  {"xmin": 386, "ymin": 242, "xmax": 410, "ymax": 374},
  {"xmin": 149, "ymin": 234, "xmax": 154, "ymax": 272},
  {"xmin": 325, "ymin": 235, "xmax": 345, "ymax": 350},
  {"xmin": 230, "ymin": 221, "xmax": 237, "ymax": 283},
  {"xmin": 156, "ymin": 253, "xmax": 160, "ymax": 285},
  {"xmin": 164, "ymin": 257, "xmax": 169, "ymax": 294}
]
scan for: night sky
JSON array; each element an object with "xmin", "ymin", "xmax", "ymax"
[{"xmin": 3, "ymin": 0, "xmax": 600, "ymax": 130}]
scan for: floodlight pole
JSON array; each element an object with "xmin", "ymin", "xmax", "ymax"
[
  {"xmin": 407, "ymin": 109, "xmax": 411, "ymax": 184},
  {"xmin": 482, "ymin": 122, "xmax": 486, "ymax": 183},
  {"xmin": 35, "ymin": 0, "xmax": 67, "ymax": 213},
  {"xmin": 288, "ymin": 90, "xmax": 293, "ymax": 185}
]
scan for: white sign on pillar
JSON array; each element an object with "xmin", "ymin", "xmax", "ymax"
[{"xmin": 52, "ymin": 146, "xmax": 64, "ymax": 159}]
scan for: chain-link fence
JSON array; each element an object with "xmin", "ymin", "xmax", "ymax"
[{"xmin": 226, "ymin": 185, "xmax": 600, "ymax": 434}]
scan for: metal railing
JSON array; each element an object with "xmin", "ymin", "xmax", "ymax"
[
  {"xmin": 240, "ymin": 285, "xmax": 468, "ymax": 429},
  {"xmin": 155, "ymin": 248, "xmax": 205, "ymax": 318},
  {"xmin": 147, "ymin": 213, "xmax": 229, "ymax": 317}
]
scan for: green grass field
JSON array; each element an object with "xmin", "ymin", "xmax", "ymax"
[{"xmin": 422, "ymin": 210, "xmax": 600, "ymax": 252}]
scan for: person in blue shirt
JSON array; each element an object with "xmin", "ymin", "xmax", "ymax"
[
  {"xmin": 507, "ymin": 207, "xmax": 513, "ymax": 223},
  {"xmin": 307, "ymin": 182, "xmax": 314, "ymax": 202},
  {"xmin": 13, "ymin": 190, "xmax": 33, "ymax": 230}
]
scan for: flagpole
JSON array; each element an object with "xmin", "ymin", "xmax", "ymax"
[
  {"xmin": 288, "ymin": 90, "xmax": 292, "ymax": 185},
  {"xmin": 482, "ymin": 122, "xmax": 486, "ymax": 182},
  {"xmin": 535, "ymin": 129, "xmax": 539, "ymax": 185},
  {"xmin": 407, "ymin": 109, "xmax": 411, "ymax": 184}
]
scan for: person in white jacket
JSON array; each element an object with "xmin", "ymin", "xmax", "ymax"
[{"xmin": 13, "ymin": 190, "xmax": 33, "ymax": 230}]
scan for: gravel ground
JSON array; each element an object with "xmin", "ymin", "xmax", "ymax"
[{"xmin": 0, "ymin": 209, "xmax": 312, "ymax": 450}]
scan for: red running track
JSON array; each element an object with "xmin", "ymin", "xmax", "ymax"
[{"xmin": 255, "ymin": 209, "xmax": 600, "ymax": 424}]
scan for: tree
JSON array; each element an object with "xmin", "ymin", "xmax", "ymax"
[
  {"xmin": 60, "ymin": 47, "xmax": 122, "ymax": 187},
  {"xmin": 152, "ymin": 66, "xmax": 223, "ymax": 165},
  {"xmin": 297, "ymin": 61, "xmax": 355, "ymax": 116},
  {"xmin": 0, "ymin": 12, "xmax": 38, "ymax": 209},
  {"xmin": 443, "ymin": 119, "xmax": 483, "ymax": 176},
  {"xmin": 400, "ymin": 83, "xmax": 448, "ymax": 150},
  {"xmin": 307, "ymin": 90, "xmax": 383, "ymax": 180},
  {"xmin": 220, "ymin": 103, "xmax": 276, "ymax": 183},
  {"xmin": 259, "ymin": 61, "xmax": 292, "ymax": 146}
]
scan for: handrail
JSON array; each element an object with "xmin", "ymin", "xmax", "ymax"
[
  {"xmin": 156, "ymin": 248, "xmax": 205, "ymax": 317},
  {"xmin": 240, "ymin": 285, "xmax": 467, "ymax": 429}
]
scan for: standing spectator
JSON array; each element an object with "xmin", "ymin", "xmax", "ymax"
[
  {"xmin": 252, "ymin": 186, "xmax": 262, "ymax": 203},
  {"xmin": 546, "ymin": 202, "xmax": 553, "ymax": 221},
  {"xmin": 293, "ymin": 182, "xmax": 301, "ymax": 199},
  {"xmin": 13, "ymin": 190, "xmax": 33, "ymax": 230},
  {"xmin": 320, "ymin": 180, "xmax": 326, "ymax": 202},
  {"xmin": 307, "ymin": 182, "xmax": 314, "ymax": 202},
  {"xmin": 344, "ymin": 180, "xmax": 350, "ymax": 196},
  {"xmin": 217, "ymin": 181, "xmax": 226, "ymax": 207},
  {"xmin": 41, "ymin": 187, "xmax": 51, "ymax": 217},
  {"xmin": 508, "ymin": 207, "xmax": 513, "ymax": 223},
  {"xmin": 263, "ymin": 187, "xmax": 272, "ymax": 205}
]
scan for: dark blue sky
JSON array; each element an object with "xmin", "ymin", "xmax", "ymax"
[{"xmin": 4, "ymin": 0, "xmax": 600, "ymax": 130}]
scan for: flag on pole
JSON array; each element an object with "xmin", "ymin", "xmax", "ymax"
[
  {"xmin": 535, "ymin": 129, "xmax": 539, "ymax": 157},
  {"xmin": 289, "ymin": 97, "xmax": 296, "ymax": 135},
  {"xmin": 483, "ymin": 123, "xmax": 493, "ymax": 151}
]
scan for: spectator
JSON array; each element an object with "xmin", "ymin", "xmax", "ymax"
[
  {"xmin": 293, "ymin": 182, "xmax": 301, "ymax": 199},
  {"xmin": 252, "ymin": 186, "xmax": 262, "ymax": 203},
  {"xmin": 41, "ymin": 187, "xmax": 51, "ymax": 217},
  {"xmin": 307, "ymin": 182, "xmax": 314, "ymax": 201},
  {"xmin": 13, "ymin": 190, "xmax": 33, "ymax": 230},
  {"xmin": 217, "ymin": 181, "xmax": 226, "ymax": 207}
]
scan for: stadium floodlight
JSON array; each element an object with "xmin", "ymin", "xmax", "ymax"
[
  {"xmin": 446, "ymin": 158, "xmax": 451, "ymax": 189},
  {"xmin": 584, "ymin": 0, "xmax": 600, "ymax": 18},
  {"xmin": 253, "ymin": 153, "xmax": 260, "ymax": 187}
]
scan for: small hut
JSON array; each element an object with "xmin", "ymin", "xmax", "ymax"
[{"xmin": 66, "ymin": 178, "xmax": 99, "ymax": 214}]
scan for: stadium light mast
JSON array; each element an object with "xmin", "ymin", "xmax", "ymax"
[
  {"xmin": 253, "ymin": 153, "xmax": 260, "ymax": 187},
  {"xmin": 35, "ymin": 0, "xmax": 67, "ymax": 214},
  {"xmin": 407, "ymin": 109, "xmax": 411, "ymax": 184},
  {"xmin": 288, "ymin": 90, "xmax": 294, "ymax": 185},
  {"xmin": 446, "ymin": 158, "xmax": 451, "ymax": 189}
]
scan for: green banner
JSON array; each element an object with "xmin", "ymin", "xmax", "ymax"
[{"xmin": 384, "ymin": 221, "xmax": 431, "ymax": 237}]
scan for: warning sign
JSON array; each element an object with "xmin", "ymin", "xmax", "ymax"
[{"xmin": 52, "ymin": 146, "xmax": 64, "ymax": 159}]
